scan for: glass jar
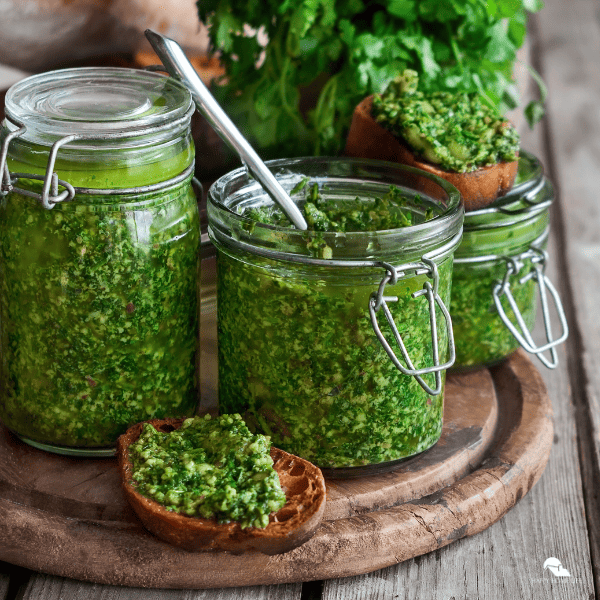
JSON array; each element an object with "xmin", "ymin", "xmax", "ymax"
[
  {"xmin": 208, "ymin": 157, "xmax": 463, "ymax": 477},
  {"xmin": 0, "ymin": 68, "xmax": 200, "ymax": 455},
  {"xmin": 451, "ymin": 151, "xmax": 568, "ymax": 370}
]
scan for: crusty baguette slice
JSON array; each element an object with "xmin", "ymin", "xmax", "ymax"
[
  {"xmin": 117, "ymin": 418, "xmax": 326, "ymax": 555},
  {"xmin": 344, "ymin": 95, "xmax": 519, "ymax": 211}
]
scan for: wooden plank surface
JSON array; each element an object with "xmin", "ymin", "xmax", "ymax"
[
  {"xmin": 534, "ymin": 0, "xmax": 600, "ymax": 595},
  {"xmin": 0, "ymin": 564, "xmax": 15, "ymax": 600},
  {"xmin": 18, "ymin": 576, "xmax": 303, "ymax": 600},
  {"xmin": 0, "ymin": 562, "xmax": 31, "ymax": 600}
]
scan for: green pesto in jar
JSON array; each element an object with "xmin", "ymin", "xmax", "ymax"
[
  {"xmin": 372, "ymin": 70, "xmax": 520, "ymax": 173},
  {"xmin": 210, "ymin": 159, "xmax": 461, "ymax": 472},
  {"xmin": 217, "ymin": 253, "xmax": 451, "ymax": 468},
  {"xmin": 244, "ymin": 178, "xmax": 435, "ymax": 233},
  {"xmin": 451, "ymin": 261, "xmax": 538, "ymax": 368},
  {"xmin": 0, "ymin": 180, "xmax": 199, "ymax": 447},
  {"xmin": 451, "ymin": 152, "xmax": 552, "ymax": 369},
  {"xmin": 129, "ymin": 414, "xmax": 286, "ymax": 529},
  {"xmin": 0, "ymin": 68, "xmax": 200, "ymax": 451}
]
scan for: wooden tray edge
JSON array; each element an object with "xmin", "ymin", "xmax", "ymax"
[{"xmin": 0, "ymin": 350, "xmax": 552, "ymax": 588}]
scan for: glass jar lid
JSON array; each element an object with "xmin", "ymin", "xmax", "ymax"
[{"xmin": 4, "ymin": 67, "xmax": 193, "ymax": 148}]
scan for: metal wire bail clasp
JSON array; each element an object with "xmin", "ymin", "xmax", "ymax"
[
  {"xmin": 369, "ymin": 257, "xmax": 456, "ymax": 395},
  {"xmin": 0, "ymin": 120, "xmax": 76, "ymax": 209},
  {"xmin": 492, "ymin": 247, "xmax": 569, "ymax": 369}
]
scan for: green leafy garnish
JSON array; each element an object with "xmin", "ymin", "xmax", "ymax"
[{"xmin": 197, "ymin": 0, "xmax": 545, "ymax": 158}]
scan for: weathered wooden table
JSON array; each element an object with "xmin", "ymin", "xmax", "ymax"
[{"xmin": 0, "ymin": 0, "xmax": 599, "ymax": 597}]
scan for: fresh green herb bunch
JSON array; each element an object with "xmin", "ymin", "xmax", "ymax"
[
  {"xmin": 372, "ymin": 70, "xmax": 521, "ymax": 172},
  {"xmin": 197, "ymin": 0, "xmax": 544, "ymax": 158}
]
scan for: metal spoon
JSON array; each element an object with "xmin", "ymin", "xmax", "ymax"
[{"xmin": 145, "ymin": 29, "xmax": 308, "ymax": 231}]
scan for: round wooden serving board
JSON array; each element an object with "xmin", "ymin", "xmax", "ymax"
[{"xmin": 0, "ymin": 349, "xmax": 552, "ymax": 588}]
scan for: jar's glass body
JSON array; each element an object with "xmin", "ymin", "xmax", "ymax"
[
  {"xmin": 208, "ymin": 158, "xmax": 463, "ymax": 475},
  {"xmin": 0, "ymin": 68, "xmax": 200, "ymax": 454},
  {"xmin": 451, "ymin": 152, "xmax": 553, "ymax": 370}
]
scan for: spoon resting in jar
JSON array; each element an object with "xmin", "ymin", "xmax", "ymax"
[{"xmin": 144, "ymin": 29, "xmax": 308, "ymax": 231}]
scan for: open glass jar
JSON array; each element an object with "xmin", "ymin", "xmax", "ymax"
[
  {"xmin": 0, "ymin": 68, "xmax": 200, "ymax": 455},
  {"xmin": 451, "ymin": 151, "xmax": 568, "ymax": 370},
  {"xmin": 208, "ymin": 157, "xmax": 463, "ymax": 477}
]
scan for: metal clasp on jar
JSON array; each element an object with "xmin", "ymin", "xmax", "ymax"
[
  {"xmin": 1, "ymin": 112, "xmax": 196, "ymax": 207},
  {"xmin": 369, "ymin": 255, "xmax": 455, "ymax": 396},
  {"xmin": 492, "ymin": 247, "xmax": 569, "ymax": 369},
  {"xmin": 0, "ymin": 124, "xmax": 76, "ymax": 209},
  {"xmin": 211, "ymin": 225, "xmax": 461, "ymax": 395}
]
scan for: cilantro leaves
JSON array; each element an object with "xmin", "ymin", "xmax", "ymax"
[{"xmin": 197, "ymin": 0, "xmax": 544, "ymax": 158}]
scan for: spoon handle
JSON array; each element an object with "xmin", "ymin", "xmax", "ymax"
[{"xmin": 145, "ymin": 29, "xmax": 308, "ymax": 231}]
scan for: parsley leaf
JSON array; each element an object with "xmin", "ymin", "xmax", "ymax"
[{"xmin": 198, "ymin": 0, "xmax": 544, "ymax": 158}]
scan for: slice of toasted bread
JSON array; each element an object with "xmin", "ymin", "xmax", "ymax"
[
  {"xmin": 117, "ymin": 418, "xmax": 326, "ymax": 554},
  {"xmin": 344, "ymin": 95, "xmax": 519, "ymax": 211}
]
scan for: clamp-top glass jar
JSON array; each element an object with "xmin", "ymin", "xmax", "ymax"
[
  {"xmin": 451, "ymin": 151, "xmax": 568, "ymax": 370},
  {"xmin": 208, "ymin": 158, "xmax": 463, "ymax": 477},
  {"xmin": 0, "ymin": 68, "xmax": 200, "ymax": 455}
]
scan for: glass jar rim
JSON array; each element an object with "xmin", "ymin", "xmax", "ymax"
[
  {"xmin": 4, "ymin": 67, "xmax": 194, "ymax": 149},
  {"xmin": 208, "ymin": 157, "xmax": 464, "ymax": 263},
  {"xmin": 464, "ymin": 151, "xmax": 553, "ymax": 231},
  {"xmin": 207, "ymin": 157, "xmax": 464, "ymax": 260}
]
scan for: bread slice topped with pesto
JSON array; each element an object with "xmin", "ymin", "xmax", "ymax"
[
  {"xmin": 345, "ymin": 70, "xmax": 520, "ymax": 210},
  {"xmin": 117, "ymin": 414, "xmax": 326, "ymax": 554}
]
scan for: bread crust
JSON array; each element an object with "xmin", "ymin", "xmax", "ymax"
[
  {"xmin": 117, "ymin": 418, "xmax": 326, "ymax": 554},
  {"xmin": 344, "ymin": 96, "xmax": 519, "ymax": 211}
]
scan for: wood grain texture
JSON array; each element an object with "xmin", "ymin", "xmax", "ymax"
[
  {"xmin": 0, "ymin": 351, "xmax": 551, "ymax": 589},
  {"xmin": 534, "ymin": 0, "xmax": 600, "ymax": 593},
  {"xmin": 19, "ymin": 576, "xmax": 303, "ymax": 600}
]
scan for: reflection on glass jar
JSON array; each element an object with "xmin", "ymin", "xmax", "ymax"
[
  {"xmin": 208, "ymin": 158, "xmax": 463, "ymax": 476},
  {"xmin": 0, "ymin": 68, "xmax": 200, "ymax": 455},
  {"xmin": 451, "ymin": 151, "xmax": 568, "ymax": 370}
]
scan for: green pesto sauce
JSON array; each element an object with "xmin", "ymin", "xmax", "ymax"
[
  {"xmin": 372, "ymin": 70, "xmax": 520, "ymax": 173},
  {"xmin": 245, "ymin": 179, "xmax": 434, "ymax": 233},
  {"xmin": 129, "ymin": 414, "xmax": 286, "ymax": 529},
  {"xmin": 217, "ymin": 255, "xmax": 451, "ymax": 468},
  {"xmin": 0, "ymin": 170, "xmax": 200, "ymax": 448},
  {"xmin": 451, "ymin": 261, "xmax": 536, "ymax": 369},
  {"xmin": 217, "ymin": 186, "xmax": 450, "ymax": 468}
]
